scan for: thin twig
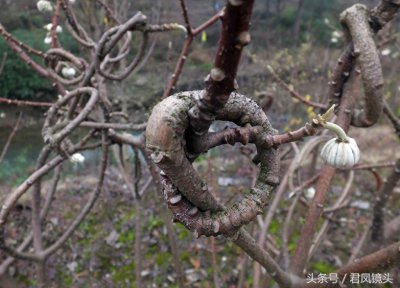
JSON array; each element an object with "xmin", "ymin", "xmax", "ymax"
[
  {"xmin": 0, "ymin": 98, "xmax": 53, "ymax": 107},
  {"xmin": 347, "ymin": 221, "xmax": 372, "ymax": 264},
  {"xmin": 307, "ymin": 171, "xmax": 354, "ymax": 260},
  {"xmin": 162, "ymin": 10, "xmax": 223, "ymax": 97},
  {"xmin": 0, "ymin": 52, "xmax": 7, "ymax": 75},
  {"xmin": 178, "ymin": 0, "xmax": 192, "ymax": 35},
  {"xmin": 0, "ymin": 112, "xmax": 22, "ymax": 164},
  {"xmin": 268, "ymin": 66, "xmax": 327, "ymax": 109},
  {"xmin": 371, "ymin": 159, "xmax": 400, "ymax": 242}
]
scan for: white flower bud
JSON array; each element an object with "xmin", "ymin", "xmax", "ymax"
[
  {"xmin": 44, "ymin": 24, "xmax": 62, "ymax": 33},
  {"xmin": 44, "ymin": 35, "xmax": 52, "ymax": 44},
  {"xmin": 61, "ymin": 67, "xmax": 77, "ymax": 78},
  {"xmin": 70, "ymin": 153, "xmax": 85, "ymax": 163},
  {"xmin": 332, "ymin": 31, "xmax": 342, "ymax": 38},
  {"xmin": 37, "ymin": 0, "xmax": 53, "ymax": 12},
  {"xmin": 304, "ymin": 187, "xmax": 316, "ymax": 200},
  {"xmin": 381, "ymin": 48, "xmax": 391, "ymax": 56},
  {"xmin": 320, "ymin": 137, "xmax": 360, "ymax": 168}
]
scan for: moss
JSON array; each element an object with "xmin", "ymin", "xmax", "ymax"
[
  {"xmin": 55, "ymin": 267, "xmax": 74, "ymax": 287},
  {"xmin": 311, "ymin": 261, "xmax": 336, "ymax": 274},
  {"xmin": 111, "ymin": 261, "xmax": 136, "ymax": 286},
  {"xmin": 155, "ymin": 251, "xmax": 172, "ymax": 266},
  {"xmin": 176, "ymin": 223, "xmax": 190, "ymax": 240},
  {"xmin": 147, "ymin": 215, "xmax": 164, "ymax": 230}
]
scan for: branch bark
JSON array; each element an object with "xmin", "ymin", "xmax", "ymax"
[{"xmin": 188, "ymin": 0, "xmax": 255, "ymax": 134}]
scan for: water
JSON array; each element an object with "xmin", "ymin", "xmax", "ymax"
[
  {"xmin": 0, "ymin": 106, "xmax": 44, "ymax": 185},
  {"xmin": 0, "ymin": 124, "xmax": 44, "ymax": 162},
  {"xmin": 0, "ymin": 106, "xmax": 146, "ymax": 186},
  {"xmin": 0, "ymin": 106, "xmax": 102, "ymax": 186}
]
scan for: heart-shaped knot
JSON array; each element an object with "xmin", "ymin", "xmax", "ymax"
[{"xmin": 146, "ymin": 91, "xmax": 280, "ymax": 237}]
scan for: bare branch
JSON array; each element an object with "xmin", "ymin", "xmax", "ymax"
[
  {"xmin": 162, "ymin": 10, "xmax": 223, "ymax": 98},
  {"xmin": 0, "ymin": 52, "xmax": 7, "ymax": 75},
  {"xmin": 188, "ymin": 1, "xmax": 255, "ymax": 134},
  {"xmin": 178, "ymin": 0, "xmax": 192, "ymax": 35},
  {"xmin": 371, "ymin": 159, "xmax": 400, "ymax": 242},
  {"xmin": 268, "ymin": 66, "xmax": 327, "ymax": 110},
  {"xmin": 0, "ymin": 112, "xmax": 22, "ymax": 164}
]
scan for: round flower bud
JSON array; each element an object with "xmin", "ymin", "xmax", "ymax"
[
  {"xmin": 303, "ymin": 187, "xmax": 316, "ymax": 200},
  {"xmin": 70, "ymin": 153, "xmax": 85, "ymax": 163},
  {"xmin": 37, "ymin": 0, "xmax": 53, "ymax": 12},
  {"xmin": 61, "ymin": 67, "xmax": 77, "ymax": 78},
  {"xmin": 43, "ymin": 23, "xmax": 52, "ymax": 31},
  {"xmin": 44, "ymin": 24, "xmax": 63, "ymax": 33},
  {"xmin": 320, "ymin": 137, "xmax": 360, "ymax": 168},
  {"xmin": 44, "ymin": 35, "xmax": 52, "ymax": 44}
]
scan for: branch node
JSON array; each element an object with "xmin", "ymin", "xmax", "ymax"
[
  {"xmin": 169, "ymin": 194, "xmax": 182, "ymax": 205},
  {"xmin": 213, "ymin": 221, "xmax": 220, "ymax": 233},
  {"xmin": 228, "ymin": 0, "xmax": 244, "ymax": 6},
  {"xmin": 237, "ymin": 31, "xmax": 251, "ymax": 46},
  {"xmin": 210, "ymin": 67, "xmax": 226, "ymax": 82},
  {"xmin": 234, "ymin": 79, "xmax": 240, "ymax": 90},
  {"xmin": 188, "ymin": 207, "xmax": 199, "ymax": 216}
]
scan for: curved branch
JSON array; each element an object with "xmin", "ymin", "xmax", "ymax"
[
  {"xmin": 40, "ymin": 130, "xmax": 108, "ymax": 259},
  {"xmin": 147, "ymin": 91, "xmax": 279, "ymax": 215},
  {"xmin": 60, "ymin": 0, "xmax": 96, "ymax": 48},
  {"xmin": 328, "ymin": 1, "xmax": 400, "ymax": 116},
  {"xmin": 45, "ymin": 48, "xmax": 87, "ymax": 85},
  {"xmin": 42, "ymin": 87, "xmax": 99, "ymax": 146},
  {"xmin": 97, "ymin": 31, "xmax": 149, "ymax": 81},
  {"xmin": 340, "ymin": 4, "xmax": 384, "ymax": 127}
]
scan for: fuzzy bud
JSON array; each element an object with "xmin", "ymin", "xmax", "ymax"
[
  {"xmin": 210, "ymin": 68, "xmax": 225, "ymax": 82},
  {"xmin": 44, "ymin": 24, "xmax": 63, "ymax": 33},
  {"xmin": 37, "ymin": 0, "xmax": 53, "ymax": 12},
  {"xmin": 70, "ymin": 153, "xmax": 85, "ymax": 163},
  {"xmin": 61, "ymin": 67, "xmax": 77, "ymax": 78},
  {"xmin": 169, "ymin": 194, "xmax": 182, "ymax": 205},
  {"xmin": 44, "ymin": 35, "xmax": 52, "ymax": 44}
]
